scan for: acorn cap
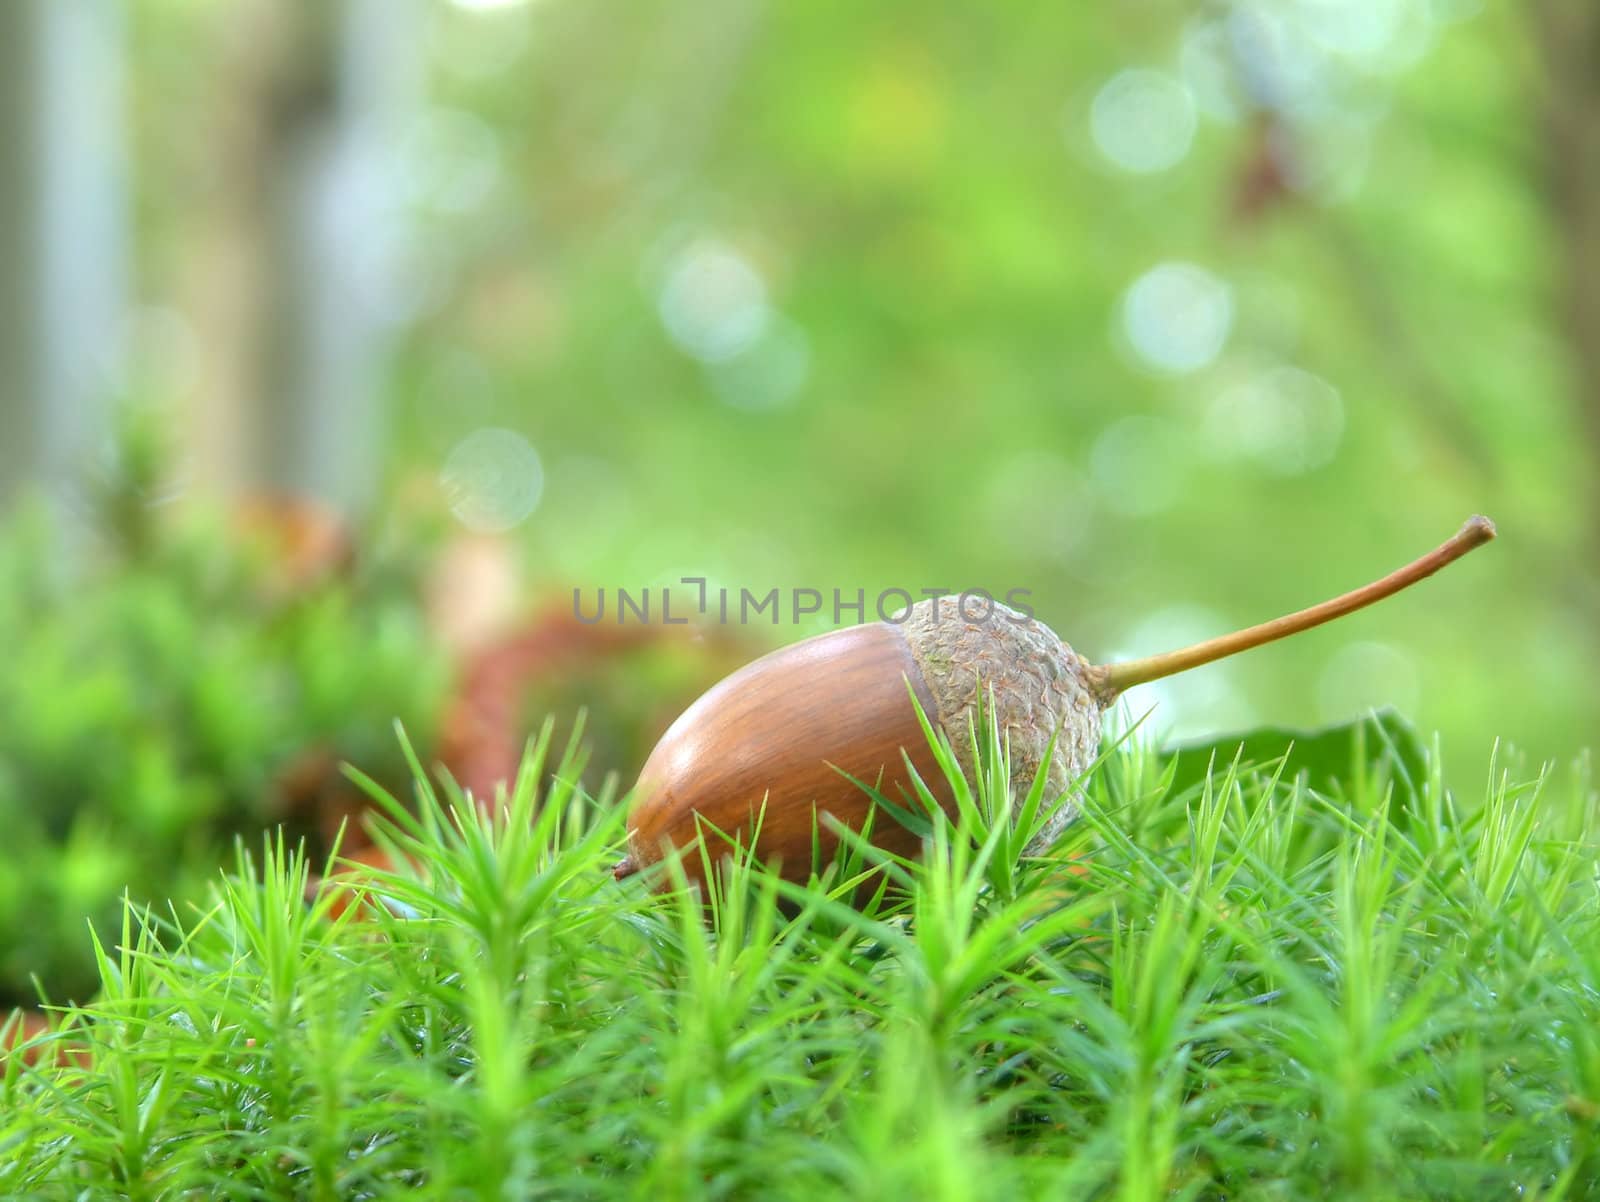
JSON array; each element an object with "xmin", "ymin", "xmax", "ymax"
[{"xmin": 901, "ymin": 597, "xmax": 1102, "ymax": 852}]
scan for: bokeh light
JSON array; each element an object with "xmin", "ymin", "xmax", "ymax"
[
  {"xmin": 400, "ymin": 108, "xmax": 504, "ymax": 216},
  {"xmin": 440, "ymin": 427, "xmax": 545, "ymax": 532},
  {"xmin": 1180, "ymin": 20, "xmax": 1243, "ymax": 123},
  {"xmin": 1203, "ymin": 364, "xmax": 1345, "ymax": 475},
  {"xmin": 1088, "ymin": 69, "xmax": 1198, "ymax": 174},
  {"xmin": 447, "ymin": 0, "xmax": 536, "ymax": 12},
  {"xmin": 709, "ymin": 315, "xmax": 811, "ymax": 412},
  {"xmin": 1121, "ymin": 262, "xmax": 1234, "ymax": 375},
  {"xmin": 1299, "ymin": 0, "xmax": 1436, "ymax": 70},
  {"xmin": 657, "ymin": 238, "xmax": 772, "ymax": 364}
]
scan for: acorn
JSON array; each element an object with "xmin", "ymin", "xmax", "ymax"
[{"xmin": 615, "ymin": 517, "xmax": 1496, "ymax": 891}]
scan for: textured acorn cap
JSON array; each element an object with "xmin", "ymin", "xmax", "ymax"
[{"xmin": 900, "ymin": 597, "xmax": 1104, "ymax": 852}]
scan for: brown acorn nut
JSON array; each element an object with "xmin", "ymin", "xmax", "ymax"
[{"xmin": 615, "ymin": 517, "xmax": 1497, "ymax": 892}]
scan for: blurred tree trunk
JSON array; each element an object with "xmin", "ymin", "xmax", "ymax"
[
  {"xmin": 0, "ymin": 0, "xmax": 126, "ymax": 516},
  {"xmin": 1534, "ymin": 0, "xmax": 1600, "ymax": 544},
  {"xmin": 185, "ymin": 0, "xmax": 421, "ymax": 519}
]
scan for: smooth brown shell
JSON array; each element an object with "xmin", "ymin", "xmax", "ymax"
[{"xmin": 617, "ymin": 623, "xmax": 952, "ymax": 892}]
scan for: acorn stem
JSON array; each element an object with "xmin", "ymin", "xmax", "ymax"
[{"xmin": 1089, "ymin": 515, "xmax": 1497, "ymax": 700}]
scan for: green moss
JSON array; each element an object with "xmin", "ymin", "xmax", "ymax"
[{"xmin": 3, "ymin": 714, "xmax": 1595, "ymax": 1200}]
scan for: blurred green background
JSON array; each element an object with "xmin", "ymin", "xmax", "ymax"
[{"xmin": 1, "ymin": 0, "xmax": 1596, "ymax": 999}]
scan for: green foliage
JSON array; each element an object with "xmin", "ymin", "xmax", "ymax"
[
  {"xmin": 4, "ymin": 712, "xmax": 1597, "ymax": 1200},
  {"xmin": 1161, "ymin": 708, "xmax": 1430, "ymax": 817},
  {"xmin": 0, "ymin": 508, "xmax": 447, "ymax": 1006}
]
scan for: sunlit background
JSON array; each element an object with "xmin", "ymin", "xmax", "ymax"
[{"xmin": 1, "ymin": 0, "xmax": 1595, "ymax": 1002}]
